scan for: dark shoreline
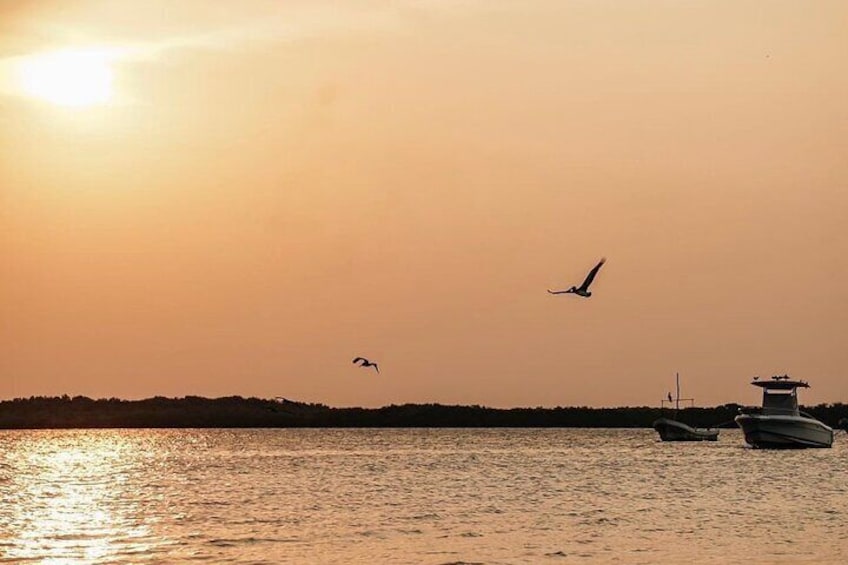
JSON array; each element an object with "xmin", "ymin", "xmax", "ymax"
[{"xmin": 2, "ymin": 395, "xmax": 848, "ymax": 430}]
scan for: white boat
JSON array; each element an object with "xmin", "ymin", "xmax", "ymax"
[
  {"xmin": 735, "ymin": 375, "xmax": 833, "ymax": 449},
  {"xmin": 652, "ymin": 373, "xmax": 719, "ymax": 442}
]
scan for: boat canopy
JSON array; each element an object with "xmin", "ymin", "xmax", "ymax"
[
  {"xmin": 747, "ymin": 376, "xmax": 810, "ymax": 416},
  {"xmin": 751, "ymin": 379, "xmax": 809, "ymax": 390}
]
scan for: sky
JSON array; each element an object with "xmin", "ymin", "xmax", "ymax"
[{"xmin": 1, "ymin": 1, "xmax": 846, "ymax": 408}]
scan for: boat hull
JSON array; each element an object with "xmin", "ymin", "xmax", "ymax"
[
  {"xmin": 735, "ymin": 414, "xmax": 833, "ymax": 449},
  {"xmin": 653, "ymin": 417, "xmax": 719, "ymax": 442}
]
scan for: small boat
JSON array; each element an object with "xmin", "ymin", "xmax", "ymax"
[
  {"xmin": 735, "ymin": 375, "xmax": 833, "ymax": 449},
  {"xmin": 653, "ymin": 417, "xmax": 720, "ymax": 441},
  {"xmin": 653, "ymin": 373, "xmax": 719, "ymax": 442}
]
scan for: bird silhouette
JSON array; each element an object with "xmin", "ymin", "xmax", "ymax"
[
  {"xmin": 548, "ymin": 258, "xmax": 606, "ymax": 297},
  {"xmin": 352, "ymin": 357, "xmax": 379, "ymax": 373},
  {"xmin": 667, "ymin": 392, "xmax": 673, "ymax": 402}
]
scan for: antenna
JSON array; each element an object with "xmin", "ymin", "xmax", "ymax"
[{"xmin": 676, "ymin": 372, "xmax": 680, "ymax": 412}]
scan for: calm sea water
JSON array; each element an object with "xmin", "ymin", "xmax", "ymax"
[{"xmin": 1, "ymin": 428, "xmax": 846, "ymax": 564}]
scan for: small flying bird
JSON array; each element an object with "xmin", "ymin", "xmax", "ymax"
[
  {"xmin": 352, "ymin": 357, "xmax": 379, "ymax": 373},
  {"xmin": 548, "ymin": 258, "xmax": 606, "ymax": 297}
]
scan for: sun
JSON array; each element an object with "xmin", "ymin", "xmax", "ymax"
[{"xmin": 16, "ymin": 49, "xmax": 115, "ymax": 107}]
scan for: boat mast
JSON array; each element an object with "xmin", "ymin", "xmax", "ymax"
[{"xmin": 675, "ymin": 372, "xmax": 680, "ymax": 412}]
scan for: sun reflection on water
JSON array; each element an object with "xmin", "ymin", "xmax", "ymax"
[
  {"xmin": 2, "ymin": 429, "xmax": 846, "ymax": 563},
  {"xmin": 0, "ymin": 431, "xmax": 164, "ymax": 563}
]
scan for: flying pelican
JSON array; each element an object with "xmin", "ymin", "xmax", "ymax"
[
  {"xmin": 548, "ymin": 258, "xmax": 606, "ymax": 297},
  {"xmin": 352, "ymin": 357, "xmax": 379, "ymax": 373}
]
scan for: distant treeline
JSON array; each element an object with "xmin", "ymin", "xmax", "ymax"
[{"xmin": 1, "ymin": 395, "xmax": 847, "ymax": 430}]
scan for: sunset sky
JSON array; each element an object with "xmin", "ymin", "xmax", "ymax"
[{"xmin": 1, "ymin": 1, "xmax": 846, "ymax": 408}]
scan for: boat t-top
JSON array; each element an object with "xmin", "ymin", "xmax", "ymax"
[{"xmin": 735, "ymin": 375, "xmax": 833, "ymax": 449}]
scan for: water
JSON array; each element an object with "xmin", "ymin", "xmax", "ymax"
[{"xmin": 1, "ymin": 428, "xmax": 847, "ymax": 564}]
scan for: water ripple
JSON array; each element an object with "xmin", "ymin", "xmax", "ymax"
[{"xmin": 1, "ymin": 428, "xmax": 847, "ymax": 563}]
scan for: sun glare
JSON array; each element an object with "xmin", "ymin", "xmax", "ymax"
[{"xmin": 17, "ymin": 49, "xmax": 114, "ymax": 107}]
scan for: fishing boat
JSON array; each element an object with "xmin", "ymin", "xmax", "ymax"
[
  {"xmin": 653, "ymin": 373, "xmax": 719, "ymax": 442},
  {"xmin": 735, "ymin": 375, "xmax": 833, "ymax": 449},
  {"xmin": 653, "ymin": 417, "xmax": 720, "ymax": 442}
]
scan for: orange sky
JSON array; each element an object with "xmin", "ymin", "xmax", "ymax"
[{"xmin": 1, "ymin": 1, "xmax": 846, "ymax": 407}]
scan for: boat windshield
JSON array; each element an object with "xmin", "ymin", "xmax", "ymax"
[{"xmin": 762, "ymin": 389, "xmax": 799, "ymax": 415}]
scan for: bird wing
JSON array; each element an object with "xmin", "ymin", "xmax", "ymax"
[
  {"xmin": 373, "ymin": 364, "xmax": 379, "ymax": 373},
  {"xmin": 547, "ymin": 289, "xmax": 571, "ymax": 294},
  {"xmin": 579, "ymin": 258, "xmax": 606, "ymax": 291},
  {"xmin": 353, "ymin": 357, "xmax": 366, "ymax": 364}
]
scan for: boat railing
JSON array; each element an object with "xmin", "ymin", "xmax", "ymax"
[
  {"xmin": 659, "ymin": 398, "xmax": 695, "ymax": 410},
  {"xmin": 738, "ymin": 406, "xmax": 814, "ymax": 417}
]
